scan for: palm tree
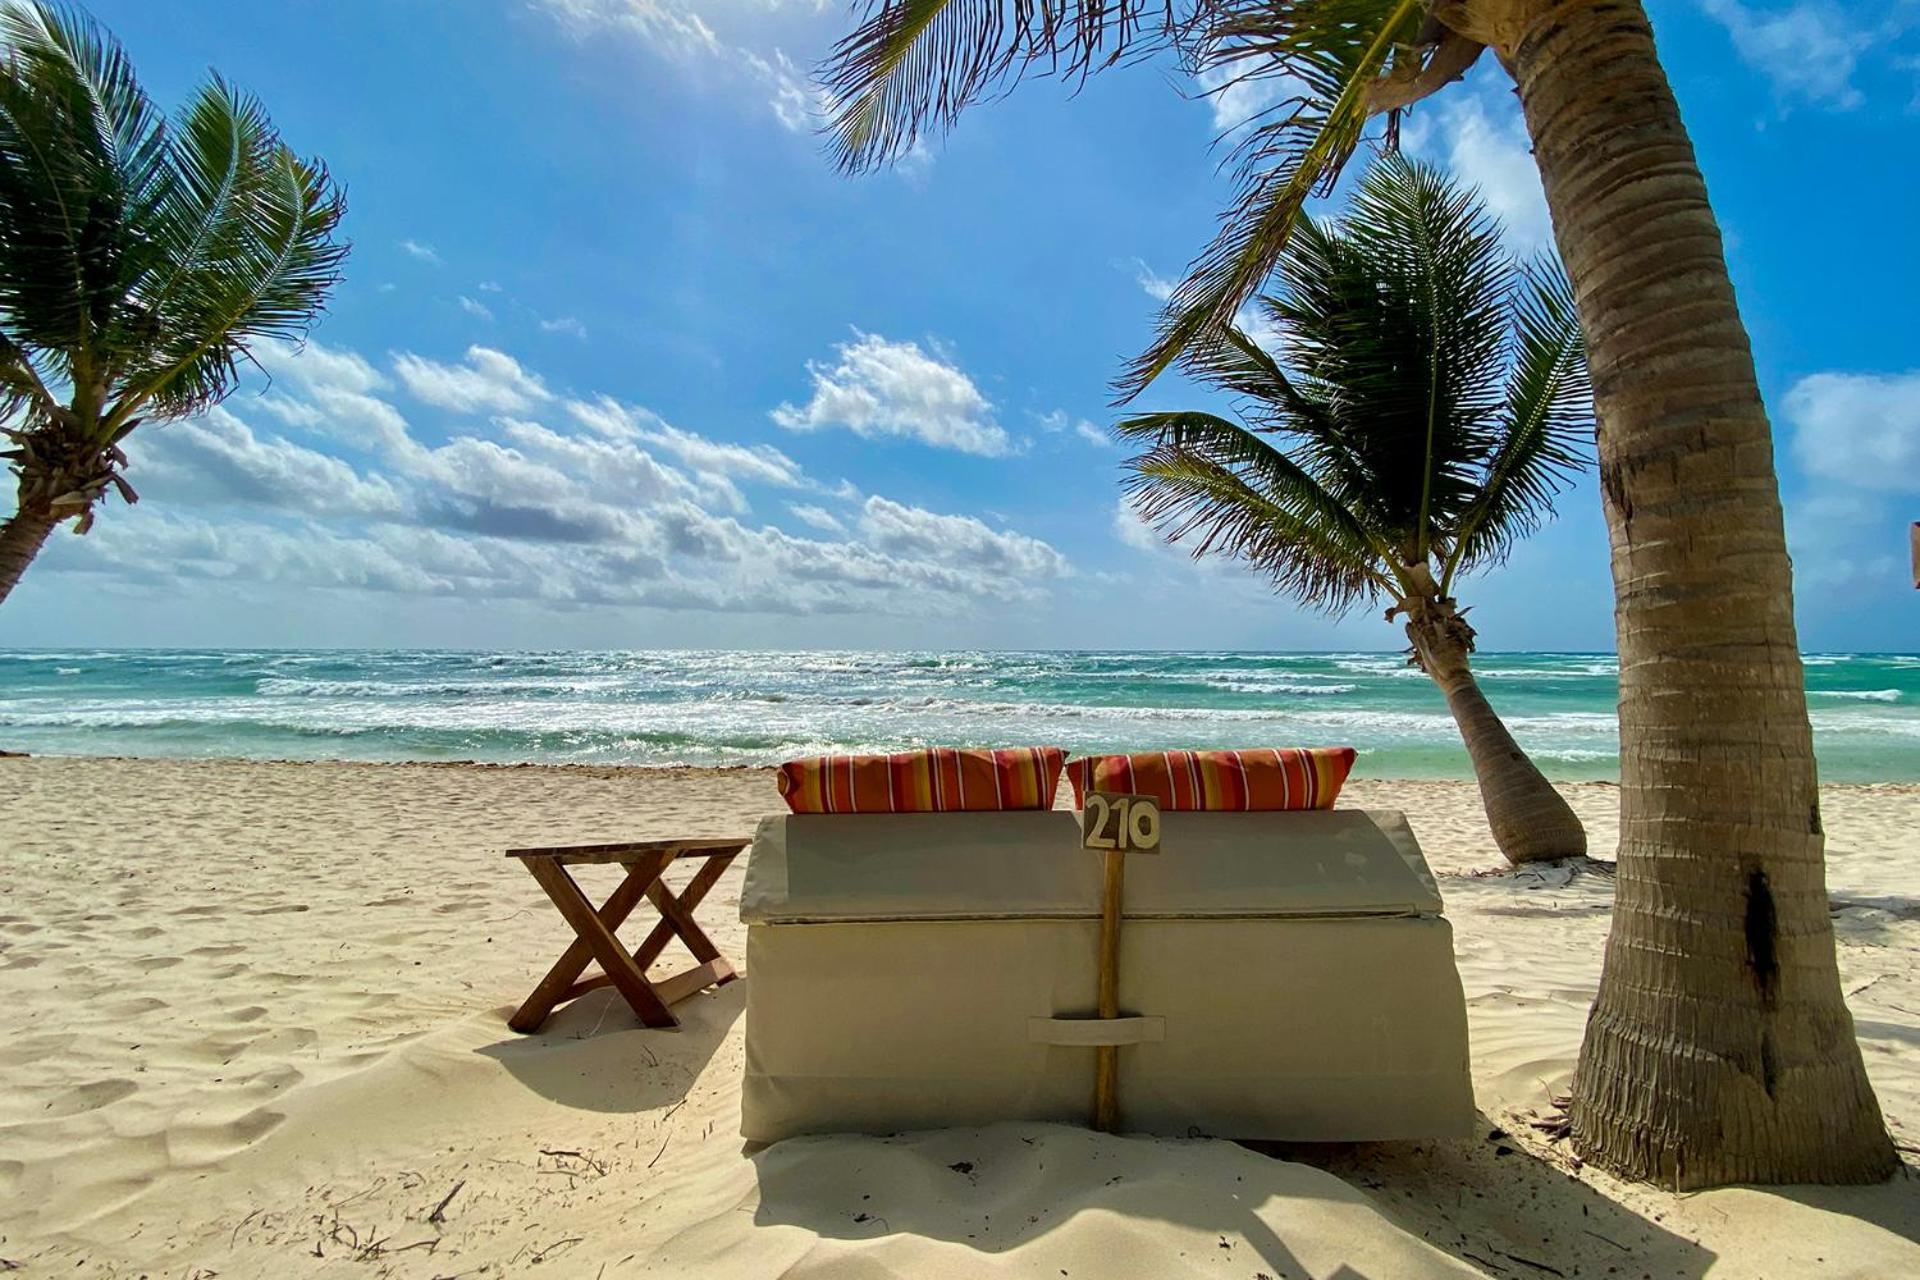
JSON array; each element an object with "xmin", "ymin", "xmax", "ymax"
[
  {"xmin": 1120, "ymin": 156, "xmax": 1586, "ymax": 864},
  {"xmin": 822, "ymin": 2, "xmax": 1896, "ymax": 1186},
  {"xmin": 0, "ymin": 1, "xmax": 347, "ymax": 606}
]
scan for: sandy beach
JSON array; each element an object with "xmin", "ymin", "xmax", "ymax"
[{"xmin": 2, "ymin": 756, "xmax": 1917, "ymax": 1277}]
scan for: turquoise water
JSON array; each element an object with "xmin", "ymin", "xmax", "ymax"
[{"xmin": 0, "ymin": 649, "xmax": 1916, "ymax": 782}]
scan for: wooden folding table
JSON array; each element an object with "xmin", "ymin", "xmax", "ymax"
[{"xmin": 505, "ymin": 836, "xmax": 749, "ymax": 1032}]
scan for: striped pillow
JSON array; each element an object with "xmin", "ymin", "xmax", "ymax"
[
  {"xmin": 1065, "ymin": 748, "xmax": 1356, "ymax": 812},
  {"xmin": 776, "ymin": 746, "xmax": 1066, "ymax": 814}
]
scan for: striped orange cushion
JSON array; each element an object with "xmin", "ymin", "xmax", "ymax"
[
  {"xmin": 1065, "ymin": 748, "xmax": 1356, "ymax": 812},
  {"xmin": 776, "ymin": 746, "xmax": 1066, "ymax": 814}
]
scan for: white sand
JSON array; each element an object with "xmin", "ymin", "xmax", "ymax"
[{"xmin": 2, "ymin": 757, "xmax": 1916, "ymax": 1277}]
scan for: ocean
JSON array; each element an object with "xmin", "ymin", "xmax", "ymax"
[{"xmin": 1, "ymin": 649, "xmax": 1916, "ymax": 782}]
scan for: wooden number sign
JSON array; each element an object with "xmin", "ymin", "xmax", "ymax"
[{"xmin": 1080, "ymin": 791, "xmax": 1162, "ymax": 854}]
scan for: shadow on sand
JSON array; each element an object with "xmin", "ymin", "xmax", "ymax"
[
  {"xmin": 1255, "ymin": 1118, "xmax": 1715, "ymax": 1279},
  {"xmin": 1769, "ymin": 1169, "xmax": 1920, "ymax": 1249},
  {"xmin": 746, "ymin": 1117, "xmax": 1715, "ymax": 1279},
  {"xmin": 474, "ymin": 980, "xmax": 744, "ymax": 1113}
]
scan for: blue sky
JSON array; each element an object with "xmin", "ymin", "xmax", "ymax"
[{"xmin": 4, "ymin": 0, "xmax": 1917, "ymax": 652}]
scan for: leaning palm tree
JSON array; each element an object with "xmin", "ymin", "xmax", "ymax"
[
  {"xmin": 1121, "ymin": 156, "xmax": 1585, "ymax": 864},
  {"xmin": 822, "ymin": 0, "xmax": 1895, "ymax": 1188},
  {"xmin": 0, "ymin": 1, "xmax": 347, "ymax": 605}
]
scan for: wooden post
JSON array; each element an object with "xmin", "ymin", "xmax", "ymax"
[
  {"xmin": 1079, "ymin": 790, "xmax": 1159, "ymax": 1134},
  {"xmin": 1910, "ymin": 521, "xmax": 1918, "ymax": 589},
  {"xmin": 1093, "ymin": 843, "xmax": 1126, "ymax": 1132}
]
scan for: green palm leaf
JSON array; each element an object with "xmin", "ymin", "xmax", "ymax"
[
  {"xmin": 109, "ymin": 78, "xmax": 346, "ymax": 429},
  {"xmin": 1117, "ymin": 407, "xmax": 1396, "ymax": 613},
  {"xmin": 0, "ymin": 0, "xmax": 347, "ymax": 598},
  {"xmin": 822, "ymin": 1, "xmax": 1179, "ymax": 172},
  {"xmin": 1121, "ymin": 0, "xmax": 1426, "ymax": 395},
  {"xmin": 1445, "ymin": 260, "xmax": 1590, "ymax": 583},
  {"xmin": 1112, "ymin": 157, "xmax": 1593, "ymax": 615}
]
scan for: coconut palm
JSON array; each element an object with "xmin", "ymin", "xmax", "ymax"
[
  {"xmin": 823, "ymin": 1, "xmax": 1895, "ymax": 1186},
  {"xmin": 1119, "ymin": 156, "xmax": 1585, "ymax": 864},
  {"xmin": 0, "ymin": 1, "xmax": 347, "ymax": 606}
]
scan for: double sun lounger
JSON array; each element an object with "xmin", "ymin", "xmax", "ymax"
[
  {"xmin": 509, "ymin": 746, "xmax": 1475, "ymax": 1145},
  {"xmin": 738, "ymin": 806, "xmax": 1474, "ymax": 1144}
]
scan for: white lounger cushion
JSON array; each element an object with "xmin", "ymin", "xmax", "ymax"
[{"xmin": 741, "ymin": 809, "xmax": 1444, "ymax": 923}]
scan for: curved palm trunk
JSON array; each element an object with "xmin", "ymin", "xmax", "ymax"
[
  {"xmin": 1405, "ymin": 604, "xmax": 1586, "ymax": 864},
  {"xmin": 0, "ymin": 507, "xmax": 56, "ymax": 606},
  {"xmin": 1499, "ymin": 0, "xmax": 1895, "ymax": 1185}
]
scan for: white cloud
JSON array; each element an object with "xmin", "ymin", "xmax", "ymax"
[
  {"xmin": 400, "ymin": 239, "xmax": 441, "ymax": 265},
  {"xmin": 1785, "ymin": 490, "xmax": 1904, "ymax": 594},
  {"xmin": 540, "ymin": 315, "xmax": 589, "ymax": 339},
  {"xmin": 135, "ymin": 409, "xmax": 406, "ymax": 520},
  {"xmin": 477, "ymin": 280, "xmax": 504, "ymax": 293},
  {"xmin": 787, "ymin": 502, "xmax": 845, "ymax": 533},
  {"xmin": 393, "ymin": 345, "xmax": 554, "ymax": 414},
  {"xmin": 70, "ymin": 334, "xmax": 1073, "ymax": 621},
  {"xmin": 1036, "ymin": 409, "xmax": 1108, "ymax": 444},
  {"xmin": 458, "ymin": 295, "xmax": 495, "ymax": 321},
  {"xmin": 532, "ymin": 0, "xmax": 823, "ymax": 131},
  {"xmin": 258, "ymin": 337, "xmax": 387, "ymax": 396},
  {"xmin": 1193, "ymin": 51, "xmax": 1308, "ymax": 135},
  {"xmin": 1780, "ymin": 368, "xmax": 1920, "ymax": 603},
  {"xmin": 1698, "ymin": 1, "xmax": 1871, "ymax": 109},
  {"xmin": 740, "ymin": 46, "xmax": 819, "ymax": 132},
  {"xmin": 1401, "ymin": 88, "xmax": 1555, "ymax": 255},
  {"xmin": 564, "ymin": 395, "xmax": 809, "ymax": 491},
  {"xmin": 1114, "ymin": 495, "xmax": 1162, "ymax": 553},
  {"xmin": 772, "ymin": 331, "xmax": 1013, "ymax": 457},
  {"xmin": 1075, "ymin": 420, "xmax": 1114, "ymax": 448},
  {"xmin": 1124, "ymin": 257, "xmax": 1175, "ymax": 303},
  {"xmin": 251, "ymin": 338, "xmax": 418, "ymax": 459},
  {"xmin": 858, "ymin": 496, "xmax": 1070, "ymax": 582},
  {"xmin": 1785, "ymin": 370, "xmax": 1920, "ymax": 490}
]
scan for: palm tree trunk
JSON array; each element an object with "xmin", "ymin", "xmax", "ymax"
[
  {"xmin": 0, "ymin": 507, "xmax": 57, "ymax": 606},
  {"xmin": 1500, "ymin": 0, "xmax": 1895, "ymax": 1185},
  {"xmin": 1406, "ymin": 610, "xmax": 1586, "ymax": 864}
]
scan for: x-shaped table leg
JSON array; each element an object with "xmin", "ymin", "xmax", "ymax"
[
  {"xmin": 506, "ymin": 838, "xmax": 747, "ymax": 1034},
  {"xmin": 512, "ymin": 852, "xmax": 678, "ymax": 1031}
]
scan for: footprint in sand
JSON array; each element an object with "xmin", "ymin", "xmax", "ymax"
[
  {"xmin": 127, "ymin": 925, "xmax": 164, "ymax": 939},
  {"xmin": 225, "ymin": 1006, "xmax": 270, "ymax": 1024},
  {"xmin": 102, "ymin": 997, "xmax": 168, "ymax": 1017},
  {"xmin": 241, "ymin": 904, "xmax": 310, "ymax": 916},
  {"xmin": 42, "ymin": 1078, "xmax": 139, "ymax": 1117},
  {"xmin": 188, "ymin": 944, "xmax": 246, "ymax": 957},
  {"xmin": 0, "ymin": 1033, "xmax": 76, "ymax": 1066},
  {"xmin": 134, "ymin": 956, "xmax": 184, "ymax": 971}
]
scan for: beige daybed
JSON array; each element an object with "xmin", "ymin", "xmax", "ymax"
[{"xmin": 738, "ymin": 808, "xmax": 1473, "ymax": 1143}]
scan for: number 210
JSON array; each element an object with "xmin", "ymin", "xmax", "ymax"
[{"xmin": 1084, "ymin": 793, "xmax": 1161, "ymax": 853}]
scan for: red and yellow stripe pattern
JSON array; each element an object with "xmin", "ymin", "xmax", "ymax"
[
  {"xmin": 776, "ymin": 746, "xmax": 1067, "ymax": 814},
  {"xmin": 1066, "ymin": 747, "xmax": 1356, "ymax": 812}
]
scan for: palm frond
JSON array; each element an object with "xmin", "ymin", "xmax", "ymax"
[
  {"xmin": 1445, "ymin": 260, "xmax": 1592, "ymax": 582},
  {"xmin": 1329, "ymin": 153, "xmax": 1511, "ymax": 553},
  {"xmin": 105, "ymin": 79, "xmax": 345, "ymax": 430},
  {"xmin": 822, "ymin": 0, "xmax": 1179, "ymax": 172},
  {"xmin": 0, "ymin": 1, "xmax": 166, "ymax": 377},
  {"xmin": 1114, "ymin": 157, "xmax": 1594, "ymax": 616},
  {"xmin": 1117, "ymin": 408, "xmax": 1396, "ymax": 613},
  {"xmin": 1119, "ymin": 0, "xmax": 1426, "ymax": 396}
]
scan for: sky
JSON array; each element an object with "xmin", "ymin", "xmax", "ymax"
[{"xmin": 3, "ymin": 0, "xmax": 1918, "ymax": 653}]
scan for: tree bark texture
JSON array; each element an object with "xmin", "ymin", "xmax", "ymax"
[{"xmin": 1498, "ymin": 0, "xmax": 1895, "ymax": 1186}]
